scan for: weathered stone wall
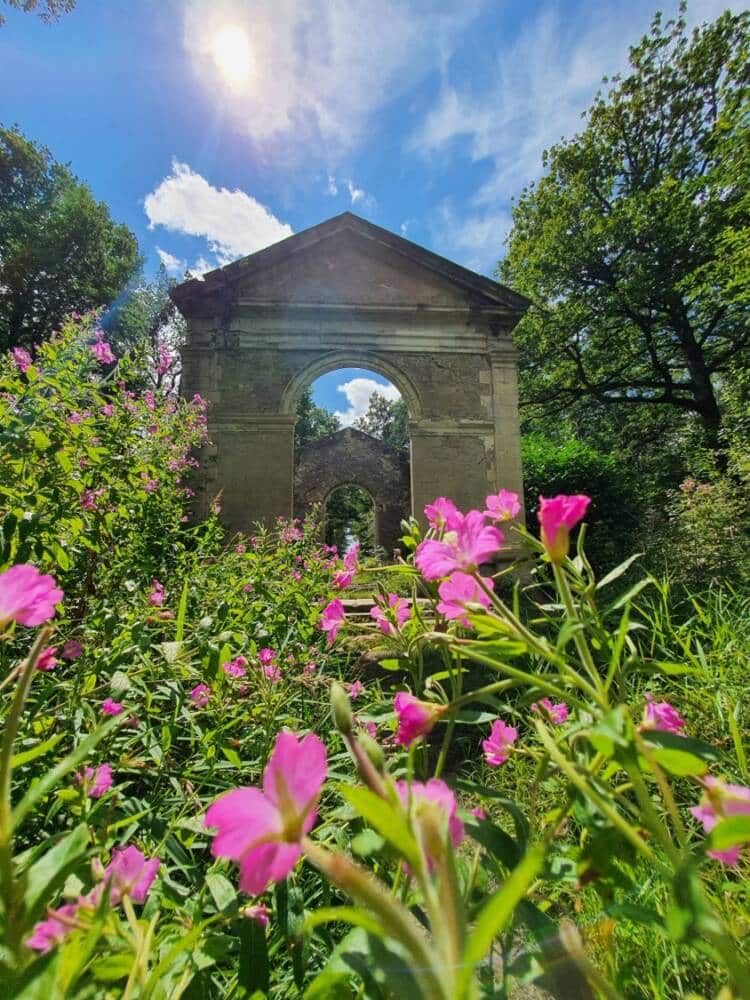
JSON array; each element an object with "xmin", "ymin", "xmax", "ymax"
[
  {"xmin": 174, "ymin": 214, "xmax": 528, "ymax": 555},
  {"xmin": 294, "ymin": 428, "xmax": 410, "ymax": 554}
]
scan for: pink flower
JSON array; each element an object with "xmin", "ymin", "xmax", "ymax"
[
  {"xmin": 100, "ymin": 403, "xmax": 114, "ymax": 417},
  {"xmin": 190, "ymin": 683, "xmax": 211, "ymax": 707},
  {"xmin": 347, "ymin": 680, "xmax": 365, "ymax": 700},
  {"xmin": 482, "ymin": 720, "xmax": 517, "ymax": 766},
  {"xmin": 149, "ymin": 580, "xmax": 165, "ymax": 606},
  {"xmin": 641, "ymin": 693, "xmax": 686, "ymax": 735},
  {"xmin": 104, "ymin": 845, "xmax": 160, "ymax": 904},
  {"xmin": 206, "ymin": 730, "xmax": 328, "ymax": 894},
  {"xmin": 484, "ymin": 490, "xmax": 520, "ymax": 522},
  {"xmin": 538, "ymin": 494, "xmax": 591, "ymax": 563},
  {"xmin": 532, "ymin": 698, "xmax": 569, "ymax": 725},
  {"xmin": 26, "ymin": 903, "xmax": 79, "ymax": 952},
  {"xmin": 690, "ymin": 777, "xmax": 750, "ymax": 864},
  {"xmin": 79, "ymin": 763, "xmax": 113, "ymax": 799},
  {"xmin": 62, "ymin": 639, "xmax": 83, "ymax": 660},
  {"xmin": 394, "ymin": 692, "xmax": 446, "ymax": 747},
  {"xmin": 343, "ymin": 543, "xmax": 360, "ymax": 572},
  {"xmin": 303, "ymin": 661, "xmax": 317, "ymax": 677},
  {"xmin": 369, "ymin": 593, "xmax": 410, "ymax": 636},
  {"xmin": 244, "ymin": 903, "xmax": 271, "ymax": 926},
  {"xmin": 319, "ymin": 599, "xmax": 346, "ymax": 645},
  {"xmin": 156, "ymin": 344, "xmax": 173, "ymax": 376},
  {"xmin": 470, "ymin": 806, "xmax": 487, "ymax": 820},
  {"xmin": 68, "ymin": 411, "xmax": 83, "ymax": 424},
  {"xmin": 424, "ymin": 497, "xmax": 462, "ymax": 532},
  {"xmin": 91, "ymin": 340, "xmax": 116, "ymax": 365},
  {"xmin": 243, "ymin": 582, "xmax": 254, "ymax": 592},
  {"xmin": 436, "ymin": 572, "xmax": 493, "ymax": 627},
  {"xmin": 258, "ymin": 648, "xmax": 276, "ymax": 666},
  {"xmin": 79, "ymin": 488, "xmax": 106, "ymax": 511},
  {"xmin": 333, "ymin": 569, "xmax": 354, "ymax": 589},
  {"xmin": 264, "ymin": 663, "xmax": 282, "ymax": 683},
  {"xmin": 102, "ymin": 698, "xmax": 124, "ymax": 716},
  {"xmin": 357, "ymin": 719, "xmax": 377, "ymax": 740},
  {"xmin": 236, "ymin": 543, "xmax": 246, "ymax": 554},
  {"xmin": 415, "ymin": 511, "xmax": 503, "ymax": 580},
  {"xmin": 12, "ymin": 347, "xmax": 32, "ymax": 372},
  {"xmin": 0, "ymin": 564, "xmax": 63, "ymax": 627},
  {"xmin": 224, "ymin": 657, "xmax": 247, "ymax": 679},
  {"xmin": 36, "ymin": 645, "xmax": 59, "ymax": 672},
  {"xmin": 142, "ymin": 478, "xmax": 158, "ymax": 493},
  {"xmin": 396, "ymin": 779, "xmax": 464, "ymax": 868},
  {"xmin": 293, "ymin": 570, "xmax": 302, "ymax": 581}
]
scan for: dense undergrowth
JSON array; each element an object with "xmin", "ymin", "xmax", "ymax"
[{"xmin": 0, "ymin": 318, "xmax": 748, "ymax": 999}]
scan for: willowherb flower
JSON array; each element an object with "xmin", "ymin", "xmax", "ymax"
[
  {"xmin": 206, "ymin": 730, "xmax": 327, "ymax": 894},
  {"xmin": 690, "ymin": 776, "xmax": 750, "ymax": 865},
  {"xmin": 347, "ymin": 680, "xmax": 365, "ymax": 700},
  {"xmin": 343, "ymin": 543, "xmax": 360, "ymax": 572},
  {"xmin": 100, "ymin": 403, "xmax": 114, "ymax": 417},
  {"xmin": 394, "ymin": 692, "xmax": 446, "ymax": 747},
  {"xmin": 258, "ymin": 648, "xmax": 276, "ymax": 666},
  {"xmin": 538, "ymin": 494, "xmax": 591, "ymax": 563},
  {"xmin": 641, "ymin": 693, "xmax": 686, "ymax": 735},
  {"xmin": 62, "ymin": 639, "xmax": 83, "ymax": 660},
  {"xmin": 482, "ymin": 719, "xmax": 517, "ymax": 766},
  {"xmin": 369, "ymin": 593, "xmax": 410, "ymax": 636},
  {"xmin": 12, "ymin": 347, "xmax": 32, "ymax": 372},
  {"xmin": 0, "ymin": 564, "xmax": 63, "ymax": 628},
  {"xmin": 415, "ymin": 510, "xmax": 503, "ymax": 580},
  {"xmin": 263, "ymin": 663, "xmax": 282, "ymax": 683},
  {"xmin": 243, "ymin": 903, "xmax": 271, "ymax": 926},
  {"xmin": 78, "ymin": 763, "xmax": 113, "ymax": 799},
  {"xmin": 396, "ymin": 778, "xmax": 464, "ymax": 869},
  {"xmin": 319, "ymin": 599, "xmax": 346, "ymax": 645},
  {"xmin": 224, "ymin": 657, "xmax": 247, "ymax": 679},
  {"xmin": 102, "ymin": 698, "xmax": 123, "ymax": 716},
  {"xmin": 26, "ymin": 903, "xmax": 79, "ymax": 953},
  {"xmin": 190, "ymin": 683, "xmax": 211, "ymax": 707},
  {"xmin": 532, "ymin": 698, "xmax": 569, "ymax": 725},
  {"xmin": 91, "ymin": 340, "xmax": 116, "ymax": 365},
  {"xmin": 333, "ymin": 569, "xmax": 354, "ymax": 589},
  {"xmin": 424, "ymin": 497, "xmax": 462, "ymax": 532},
  {"xmin": 80, "ymin": 488, "xmax": 106, "ymax": 512},
  {"xmin": 484, "ymin": 489, "xmax": 521, "ymax": 522},
  {"xmin": 470, "ymin": 806, "xmax": 487, "ymax": 820},
  {"xmin": 103, "ymin": 845, "xmax": 160, "ymax": 904},
  {"xmin": 36, "ymin": 645, "xmax": 59, "ymax": 672},
  {"xmin": 149, "ymin": 580, "xmax": 165, "ymax": 606},
  {"xmin": 437, "ymin": 572, "xmax": 493, "ymax": 627}
]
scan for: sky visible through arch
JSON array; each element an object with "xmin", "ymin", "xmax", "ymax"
[
  {"xmin": 1, "ymin": 0, "xmax": 738, "ymax": 281},
  {"xmin": 311, "ymin": 369, "xmax": 400, "ymax": 426}
]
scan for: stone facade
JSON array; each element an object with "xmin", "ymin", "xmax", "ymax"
[
  {"xmin": 171, "ymin": 213, "xmax": 528, "ymax": 552},
  {"xmin": 294, "ymin": 427, "xmax": 410, "ymax": 553}
]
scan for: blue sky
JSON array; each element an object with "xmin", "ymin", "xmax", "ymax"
[{"xmin": 0, "ymin": 0, "xmax": 740, "ymax": 413}]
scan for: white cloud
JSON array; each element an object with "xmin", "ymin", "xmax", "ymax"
[
  {"xmin": 156, "ymin": 247, "xmax": 185, "ymax": 275},
  {"xmin": 144, "ymin": 160, "xmax": 293, "ymax": 266},
  {"xmin": 335, "ymin": 377, "xmax": 400, "ymax": 427},
  {"xmin": 182, "ymin": 0, "xmax": 483, "ymax": 160},
  {"xmin": 414, "ymin": 0, "xmax": 736, "ymax": 269},
  {"xmin": 326, "ymin": 174, "xmax": 339, "ymax": 196}
]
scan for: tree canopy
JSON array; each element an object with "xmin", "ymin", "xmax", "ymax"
[
  {"xmin": 500, "ymin": 7, "xmax": 750, "ymax": 456},
  {"xmin": 294, "ymin": 388, "xmax": 340, "ymax": 451},
  {"xmin": 0, "ymin": 0, "xmax": 75, "ymax": 26},
  {"xmin": 354, "ymin": 392, "xmax": 409, "ymax": 455},
  {"xmin": 0, "ymin": 125, "xmax": 141, "ymax": 351}
]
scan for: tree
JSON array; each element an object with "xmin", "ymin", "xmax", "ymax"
[
  {"xmin": 0, "ymin": 1, "xmax": 75, "ymax": 26},
  {"xmin": 500, "ymin": 8, "xmax": 750, "ymax": 457},
  {"xmin": 294, "ymin": 388, "xmax": 340, "ymax": 451},
  {"xmin": 354, "ymin": 392, "xmax": 409, "ymax": 455},
  {"xmin": 0, "ymin": 125, "xmax": 141, "ymax": 350}
]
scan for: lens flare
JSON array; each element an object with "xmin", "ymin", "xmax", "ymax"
[{"xmin": 211, "ymin": 24, "xmax": 252, "ymax": 87}]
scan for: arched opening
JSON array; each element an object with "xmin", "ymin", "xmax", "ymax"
[
  {"xmin": 324, "ymin": 484, "xmax": 375, "ymax": 555},
  {"xmin": 292, "ymin": 364, "xmax": 412, "ymax": 555}
]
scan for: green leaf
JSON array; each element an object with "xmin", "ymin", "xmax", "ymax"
[
  {"xmin": 205, "ymin": 872, "xmax": 237, "ymax": 914},
  {"xmin": 338, "ymin": 785, "xmax": 420, "ymax": 871},
  {"xmin": 351, "ymin": 828, "xmax": 386, "ymax": 857},
  {"xmin": 596, "ymin": 554, "xmax": 643, "ymax": 590},
  {"xmin": 175, "ymin": 579, "xmax": 189, "ymax": 642},
  {"xmin": 23, "ymin": 824, "xmax": 89, "ymax": 924},
  {"xmin": 649, "ymin": 746, "xmax": 708, "ymax": 777},
  {"xmin": 458, "ymin": 845, "xmax": 546, "ymax": 993},
  {"xmin": 12, "ymin": 733, "xmax": 64, "ymax": 769},
  {"xmin": 221, "ymin": 746, "xmax": 242, "ymax": 768},
  {"xmin": 90, "ymin": 952, "xmax": 134, "ymax": 983},
  {"xmin": 588, "ymin": 707, "xmax": 631, "ymax": 759},
  {"xmin": 709, "ymin": 815, "xmax": 750, "ymax": 852}
]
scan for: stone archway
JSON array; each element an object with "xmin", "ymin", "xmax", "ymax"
[
  {"xmin": 294, "ymin": 427, "xmax": 410, "ymax": 554},
  {"xmin": 172, "ymin": 212, "xmax": 529, "ymax": 557}
]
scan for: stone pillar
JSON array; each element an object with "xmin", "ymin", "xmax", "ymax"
[
  {"xmin": 409, "ymin": 420, "xmax": 496, "ymax": 524},
  {"xmin": 210, "ymin": 415, "xmax": 295, "ymax": 534},
  {"xmin": 489, "ymin": 346, "xmax": 525, "ymax": 519}
]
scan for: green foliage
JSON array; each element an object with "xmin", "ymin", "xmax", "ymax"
[
  {"xmin": 501, "ymin": 7, "xmax": 750, "ymax": 455},
  {"xmin": 0, "ymin": 0, "xmax": 75, "ymax": 25},
  {"xmin": 0, "ymin": 125, "xmax": 141, "ymax": 351},
  {"xmin": 325, "ymin": 485, "xmax": 375, "ymax": 555},
  {"xmin": 354, "ymin": 392, "xmax": 409, "ymax": 456},
  {"xmin": 295, "ymin": 387, "xmax": 340, "ymax": 451}
]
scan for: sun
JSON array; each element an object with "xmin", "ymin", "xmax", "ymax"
[{"xmin": 211, "ymin": 24, "xmax": 253, "ymax": 87}]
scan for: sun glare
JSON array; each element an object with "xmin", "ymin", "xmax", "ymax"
[{"xmin": 211, "ymin": 24, "xmax": 252, "ymax": 87}]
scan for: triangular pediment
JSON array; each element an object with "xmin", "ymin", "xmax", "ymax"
[{"xmin": 171, "ymin": 213, "xmax": 529, "ymax": 317}]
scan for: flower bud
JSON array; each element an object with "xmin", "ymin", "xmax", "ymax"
[
  {"xmin": 356, "ymin": 731, "xmax": 385, "ymax": 775},
  {"xmin": 331, "ymin": 681, "xmax": 353, "ymax": 735}
]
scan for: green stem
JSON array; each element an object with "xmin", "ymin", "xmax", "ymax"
[
  {"xmin": 633, "ymin": 728, "xmax": 688, "ymax": 849},
  {"xmin": 622, "ymin": 757, "xmax": 680, "ymax": 866},
  {"xmin": 552, "ymin": 564, "xmax": 604, "ymax": 697}
]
